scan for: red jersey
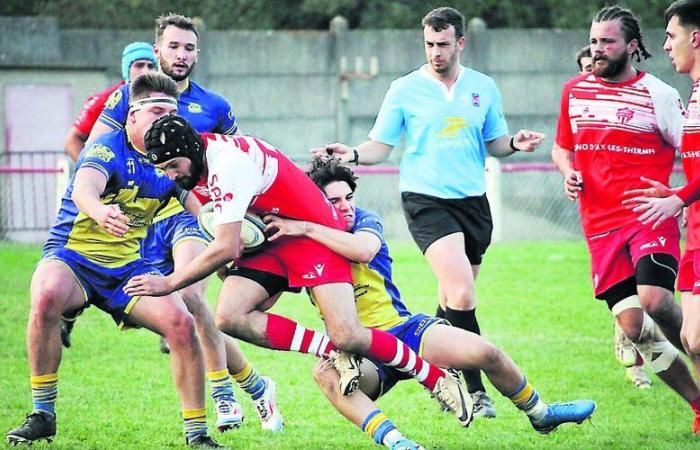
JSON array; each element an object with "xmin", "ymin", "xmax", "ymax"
[
  {"xmin": 192, "ymin": 133, "xmax": 343, "ymax": 229},
  {"xmin": 681, "ymin": 82, "xmax": 700, "ymax": 250},
  {"xmin": 556, "ymin": 71, "xmax": 684, "ymax": 236},
  {"xmin": 73, "ymin": 82, "xmax": 124, "ymax": 136}
]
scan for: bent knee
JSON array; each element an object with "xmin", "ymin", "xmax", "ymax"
[
  {"xmin": 164, "ymin": 311, "xmax": 197, "ymax": 346},
  {"xmin": 683, "ymin": 330, "xmax": 700, "ymax": 356}
]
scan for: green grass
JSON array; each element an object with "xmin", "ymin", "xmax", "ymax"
[{"xmin": 0, "ymin": 240, "xmax": 698, "ymax": 449}]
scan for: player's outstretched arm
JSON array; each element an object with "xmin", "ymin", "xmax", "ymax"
[
  {"xmin": 72, "ymin": 167, "xmax": 129, "ymax": 236},
  {"xmin": 264, "ymin": 215, "xmax": 381, "ymax": 263},
  {"xmin": 310, "ymin": 140, "xmax": 393, "ymax": 166},
  {"xmin": 487, "ymin": 130, "xmax": 545, "ymax": 157}
]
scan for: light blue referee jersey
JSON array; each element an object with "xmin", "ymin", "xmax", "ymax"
[{"xmin": 369, "ymin": 65, "xmax": 508, "ymax": 198}]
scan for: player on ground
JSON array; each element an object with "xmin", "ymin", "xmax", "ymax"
[
  {"xmin": 60, "ymin": 41, "xmax": 157, "ymax": 347},
  {"xmin": 576, "ymin": 44, "xmax": 651, "ymax": 390},
  {"xmin": 263, "ymin": 158, "xmax": 595, "ymax": 449},
  {"xmin": 81, "ymin": 13, "xmax": 281, "ymax": 433},
  {"xmin": 621, "ymin": 0, "xmax": 700, "ymax": 432},
  {"xmin": 123, "ymin": 116, "xmax": 474, "ymax": 427},
  {"xmin": 311, "ymin": 7, "xmax": 545, "ymax": 418},
  {"xmin": 551, "ymin": 5, "xmax": 700, "ymax": 432},
  {"xmin": 6, "ymin": 73, "xmax": 223, "ymax": 448}
]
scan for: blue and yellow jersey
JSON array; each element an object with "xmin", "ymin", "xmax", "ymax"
[
  {"xmin": 45, "ymin": 129, "xmax": 185, "ymax": 268},
  {"xmin": 98, "ymin": 79, "xmax": 238, "ymax": 221},
  {"xmin": 311, "ymin": 208, "xmax": 411, "ymax": 330}
]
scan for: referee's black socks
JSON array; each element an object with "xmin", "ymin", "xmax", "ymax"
[{"xmin": 438, "ymin": 306, "xmax": 487, "ymax": 394}]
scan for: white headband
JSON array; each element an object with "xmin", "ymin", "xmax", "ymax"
[{"xmin": 129, "ymin": 96, "xmax": 178, "ymax": 112}]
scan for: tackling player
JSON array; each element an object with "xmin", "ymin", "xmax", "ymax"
[
  {"xmin": 80, "ymin": 13, "xmax": 281, "ymax": 433},
  {"xmin": 621, "ymin": 0, "xmax": 700, "ymax": 432},
  {"xmin": 6, "ymin": 73, "xmax": 222, "ymax": 448},
  {"xmin": 552, "ymin": 5, "xmax": 700, "ymax": 432},
  {"xmin": 264, "ymin": 158, "xmax": 596, "ymax": 449},
  {"xmin": 123, "ymin": 116, "xmax": 473, "ymax": 427}
]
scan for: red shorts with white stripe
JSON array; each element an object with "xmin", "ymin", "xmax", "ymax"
[{"xmin": 585, "ymin": 219, "xmax": 680, "ymax": 297}]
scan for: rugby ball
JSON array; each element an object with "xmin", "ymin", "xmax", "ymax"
[{"xmin": 197, "ymin": 203, "xmax": 268, "ymax": 254}]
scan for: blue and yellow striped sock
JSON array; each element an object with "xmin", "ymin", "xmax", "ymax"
[
  {"xmin": 231, "ymin": 363, "xmax": 265, "ymax": 401},
  {"xmin": 507, "ymin": 376, "xmax": 547, "ymax": 421},
  {"xmin": 31, "ymin": 373, "xmax": 58, "ymax": 416},
  {"xmin": 207, "ymin": 369, "xmax": 235, "ymax": 400},
  {"xmin": 361, "ymin": 409, "xmax": 401, "ymax": 446},
  {"xmin": 183, "ymin": 408, "xmax": 208, "ymax": 441}
]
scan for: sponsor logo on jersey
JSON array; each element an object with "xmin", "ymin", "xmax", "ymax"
[
  {"xmin": 437, "ymin": 117, "xmax": 467, "ymax": 138},
  {"xmin": 187, "ymin": 103, "xmax": 203, "ymax": 113},
  {"xmin": 472, "ymin": 93, "xmax": 480, "ymax": 107},
  {"xmin": 640, "ymin": 240, "xmax": 659, "ymax": 251},
  {"xmin": 84, "ymin": 144, "xmax": 116, "ymax": 162},
  {"xmin": 616, "ymin": 107, "xmax": 634, "ymax": 124},
  {"xmin": 104, "ymin": 90, "xmax": 122, "ymax": 110}
]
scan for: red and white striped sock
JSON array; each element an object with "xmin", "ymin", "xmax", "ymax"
[
  {"xmin": 366, "ymin": 328, "xmax": 445, "ymax": 391},
  {"xmin": 265, "ymin": 313, "xmax": 336, "ymax": 357}
]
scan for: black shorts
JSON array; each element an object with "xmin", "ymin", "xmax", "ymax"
[{"xmin": 401, "ymin": 192, "xmax": 493, "ymax": 265}]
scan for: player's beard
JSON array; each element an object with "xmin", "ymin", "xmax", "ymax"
[
  {"xmin": 592, "ymin": 52, "xmax": 628, "ymax": 79},
  {"xmin": 175, "ymin": 156, "xmax": 204, "ymax": 190},
  {"xmin": 160, "ymin": 58, "xmax": 195, "ymax": 82}
]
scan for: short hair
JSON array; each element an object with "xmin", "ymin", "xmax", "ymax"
[
  {"xmin": 422, "ymin": 7, "xmax": 465, "ymax": 39},
  {"xmin": 130, "ymin": 72, "xmax": 178, "ymax": 102},
  {"xmin": 307, "ymin": 157, "xmax": 358, "ymax": 193},
  {"xmin": 576, "ymin": 45, "xmax": 592, "ymax": 71},
  {"xmin": 155, "ymin": 13, "xmax": 199, "ymax": 44},
  {"xmin": 665, "ymin": 0, "xmax": 700, "ymax": 28},
  {"xmin": 593, "ymin": 6, "xmax": 651, "ymax": 62}
]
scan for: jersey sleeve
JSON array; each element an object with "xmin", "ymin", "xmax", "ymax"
[
  {"xmin": 215, "ymin": 98, "xmax": 239, "ymax": 135},
  {"xmin": 207, "ymin": 144, "xmax": 265, "ymax": 225},
  {"xmin": 73, "ymin": 93, "xmax": 103, "ymax": 136},
  {"xmin": 98, "ymin": 85, "xmax": 130, "ymax": 130},
  {"xmin": 652, "ymin": 87, "xmax": 685, "ymax": 150},
  {"xmin": 481, "ymin": 80, "xmax": 509, "ymax": 142},
  {"xmin": 368, "ymin": 81, "xmax": 405, "ymax": 146},
  {"xmin": 75, "ymin": 140, "xmax": 119, "ymax": 181},
  {"xmin": 555, "ymin": 83, "xmax": 574, "ymax": 150},
  {"xmin": 354, "ymin": 210, "xmax": 384, "ymax": 243}
]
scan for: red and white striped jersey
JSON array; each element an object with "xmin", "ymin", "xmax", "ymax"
[
  {"xmin": 193, "ymin": 133, "xmax": 341, "ymax": 229},
  {"xmin": 681, "ymin": 81, "xmax": 700, "ymax": 249},
  {"xmin": 556, "ymin": 71, "xmax": 684, "ymax": 236}
]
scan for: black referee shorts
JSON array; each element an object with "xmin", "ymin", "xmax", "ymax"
[{"xmin": 401, "ymin": 192, "xmax": 493, "ymax": 265}]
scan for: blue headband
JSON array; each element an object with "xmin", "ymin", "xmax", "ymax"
[{"xmin": 121, "ymin": 42, "xmax": 157, "ymax": 81}]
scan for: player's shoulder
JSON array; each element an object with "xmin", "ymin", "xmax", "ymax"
[
  {"xmin": 460, "ymin": 66, "xmax": 498, "ymax": 86},
  {"xmin": 353, "ymin": 208, "xmax": 384, "ymax": 234},
  {"xmin": 83, "ymin": 129, "xmax": 126, "ymax": 163},
  {"xmin": 562, "ymin": 72, "xmax": 591, "ymax": 92},
  {"xmin": 103, "ymin": 83, "xmax": 130, "ymax": 111},
  {"xmin": 188, "ymin": 80, "xmax": 229, "ymax": 107},
  {"xmin": 639, "ymin": 72, "xmax": 681, "ymax": 99}
]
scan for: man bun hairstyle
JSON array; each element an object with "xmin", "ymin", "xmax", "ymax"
[
  {"xmin": 665, "ymin": 0, "xmax": 700, "ymax": 28},
  {"xmin": 594, "ymin": 6, "xmax": 651, "ymax": 62},
  {"xmin": 308, "ymin": 157, "xmax": 358, "ymax": 193},
  {"xmin": 145, "ymin": 115, "xmax": 203, "ymax": 165},
  {"xmin": 422, "ymin": 7, "xmax": 465, "ymax": 39}
]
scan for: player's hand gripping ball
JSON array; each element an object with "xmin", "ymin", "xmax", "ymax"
[{"xmin": 197, "ymin": 202, "xmax": 268, "ymax": 253}]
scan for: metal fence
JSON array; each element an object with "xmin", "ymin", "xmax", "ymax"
[{"xmin": 0, "ymin": 156, "xmax": 688, "ymax": 243}]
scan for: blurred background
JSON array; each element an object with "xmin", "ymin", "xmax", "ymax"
[{"xmin": 0, "ymin": 0, "xmax": 691, "ymax": 242}]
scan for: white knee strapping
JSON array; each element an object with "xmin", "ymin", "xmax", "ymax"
[
  {"xmin": 611, "ymin": 295, "xmax": 642, "ymax": 316},
  {"xmin": 634, "ymin": 313, "xmax": 678, "ymax": 373}
]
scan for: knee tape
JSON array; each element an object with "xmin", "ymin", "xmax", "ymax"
[{"xmin": 634, "ymin": 313, "xmax": 678, "ymax": 373}]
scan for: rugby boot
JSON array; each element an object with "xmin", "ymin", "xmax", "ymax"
[
  {"xmin": 390, "ymin": 437, "xmax": 425, "ymax": 450},
  {"xmin": 6, "ymin": 411, "xmax": 56, "ymax": 445},
  {"xmin": 530, "ymin": 400, "xmax": 596, "ymax": 434},
  {"xmin": 329, "ymin": 350, "xmax": 362, "ymax": 395},
  {"xmin": 214, "ymin": 395, "xmax": 243, "ymax": 432},
  {"xmin": 431, "ymin": 374, "xmax": 474, "ymax": 427},
  {"xmin": 186, "ymin": 433, "xmax": 226, "ymax": 449},
  {"xmin": 255, "ymin": 377, "xmax": 284, "ymax": 432},
  {"xmin": 472, "ymin": 390, "xmax": 497, "ymax": 418}
]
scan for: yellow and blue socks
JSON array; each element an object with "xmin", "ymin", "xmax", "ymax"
[
  {"xmin": 183, "ymin": 408, "xmax": 208, "ymax": 441},
  {"xmin": 507, "ymin": 376, "xmax": 547, "ymax": 421},
  {"xmin": 31, "ymin": 373, "xmax": 57, "ymax": 416},
  {"xmin": 207, "ymin": 369, "xmax": 235, "ymax": 401},
  {"xmin": 361, "ymin": 409, "xmax": 403, "ymax": 447},
  {"xmin": 232, "ymin": 363, "xmax": 266, "ymax": 401}
]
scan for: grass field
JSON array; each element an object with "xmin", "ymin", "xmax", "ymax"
[{"xmin": 1, "ymin": 240, "xmax": 698, "ymax": 449}]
